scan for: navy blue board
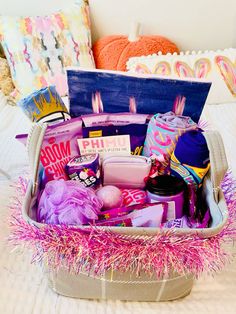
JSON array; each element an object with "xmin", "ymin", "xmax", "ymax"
[{"xmin": 67, "ymin": 69, "xmax": 211, "ymax": 122}]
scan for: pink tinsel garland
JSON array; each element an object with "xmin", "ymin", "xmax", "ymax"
[{"xmin": 8, "ymin": 174, "xmax": 236, "ymax": 279}]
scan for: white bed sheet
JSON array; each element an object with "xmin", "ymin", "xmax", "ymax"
[
  {"xmin": 201, "ymin": 103, "xmax": 236, "ymax": 178},
  {"xmin": 0, "ymin": 94, "xmax": 31, "ymax": 181},
  {"xmin": 0, "ymin": 95, "xmax": 236, "ymax": 313}
]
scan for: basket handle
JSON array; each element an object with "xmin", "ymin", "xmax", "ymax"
[
  {"xmin": 27, "ymin": 124, "xmax": 228, "ymax": 203},
  {"xmin": 26, "ymin": 123, "xmax": 47, "ymax": 195},
  {"xmin": 203, "ymin": 131, "xmax": 228, "ymax": 202}
]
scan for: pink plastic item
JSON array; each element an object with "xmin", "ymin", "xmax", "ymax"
[{"xmin": 96, "ymin": 185, "xmax": 123, "ymax": 210}]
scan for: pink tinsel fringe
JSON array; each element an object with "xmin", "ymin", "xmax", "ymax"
[{"xmin": 8, "ymin": 173, "xmax": 236, "ymax": 279}]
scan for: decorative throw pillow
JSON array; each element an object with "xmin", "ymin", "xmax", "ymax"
[
  {"xmin": 0, "ymin": 44, "xmax": 4, "ymax": 58},
  {"xmin": 0, "ymin": 0, "xmax": 95, "ymax": 99},
  {"xmin": 127, "ymin": 48, "xmax": 236, "ymax": 104},
  {"xmin": 92, "ymin": 22, "xmax": 179, "ymax": 72}
]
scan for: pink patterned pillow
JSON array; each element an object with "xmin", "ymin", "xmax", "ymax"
[
  {"xmin": 127, "ymin": 48, "xmax": 236, "ymax": 105},
  {"xmin": 0, "ymin": 1, "xmax": 95, "ymax": 99}
]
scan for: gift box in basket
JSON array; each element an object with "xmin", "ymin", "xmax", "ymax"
[{"xmin": 11, "ymin": 69, "xmax": 236, "ymax": 302}]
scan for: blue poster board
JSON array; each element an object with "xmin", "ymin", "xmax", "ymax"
[{"xmin": 67, "ymin": 68, "xmax": 211, "ymax": 122}]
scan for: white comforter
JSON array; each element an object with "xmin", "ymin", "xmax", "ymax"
[
  {"xmin": 0, "ymin": 94, "xmax": 236, "ymax": 313},
  {"xmin": 0, "ymin": 93, "xmax": 30, "ymax": 181}
]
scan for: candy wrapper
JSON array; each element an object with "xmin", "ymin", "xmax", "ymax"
[
  {"xmin": 162, "ymin": 216, "xmax": 190, "ymax": 228},
  {"xmin": 98, "ymin": 202, "xmax": 168, "ymax": 223},
  {"xmin": 163, "ymin": 210, "xmax": 211, "ymax": 229},
  {"xmin": 96, "ymin": 202, "xmax": 166, "ymax": 227},
  {"xmin": 96, "ymin": 218, "xmax": 133, "ymax": 227},
  {"xmin": 65, "ymin": 154, "xmax": 101, "ymax": 189},
  {"xmin": 121, "ymin": 189, "xmax": 147, "ymax": 207},
  {"xmin": 98, "ymin": 202, "xmax": 157, "ymax": 221}
]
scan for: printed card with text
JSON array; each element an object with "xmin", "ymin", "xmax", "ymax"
[{"xmin": 77, "ymin": 135, "xmax": 131, "ymax": 157}]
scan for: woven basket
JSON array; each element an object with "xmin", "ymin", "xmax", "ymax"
[{"xmin": 20, "ymin": 124, "xmax": 229, "ymax": 301}]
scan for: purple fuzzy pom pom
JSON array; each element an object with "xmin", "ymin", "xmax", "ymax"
[{"xmin": 38, "ymin": 180, "xmax": 103, "ymax": 225}]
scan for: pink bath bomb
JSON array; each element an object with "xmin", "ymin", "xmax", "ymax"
[{"xmin": 96, "ymin": 185, "xmax": 123, "ymax": 210}]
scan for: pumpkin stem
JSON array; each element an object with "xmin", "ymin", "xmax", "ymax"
[{"xmin": 128, "ymin": 22, "xmax": 140, "ymax": 42}]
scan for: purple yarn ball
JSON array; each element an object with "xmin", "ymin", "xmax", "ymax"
[{"xmin": 38, "ymin": 180, "xmax": 103, "ymax": 225}]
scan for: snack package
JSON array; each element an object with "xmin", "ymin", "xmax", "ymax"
[
  {"xmin": 65, "ymin": 154, "xmax": 101, "ymax": 189},
  {"xmin": 82, "ymin": 124, "xmax": 148, "ymax": 155},
  {"xmin": 81, "ymin": 113, "xmax": 149, "ymax": 127},
  {"xmin": 16, "ymin": 117, "xmax": 82, "ymax": 182}
]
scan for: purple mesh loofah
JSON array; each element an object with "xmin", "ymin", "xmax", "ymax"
[{"xmin": 37, "ymin": 180, "xmax": 103, "ymax": 225}]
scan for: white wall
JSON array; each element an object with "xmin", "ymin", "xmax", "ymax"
[{"xmin": 0, "ymin": 0, "xmax": 235, "ymax": 51}]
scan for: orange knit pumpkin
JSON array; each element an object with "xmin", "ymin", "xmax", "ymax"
[{"xmin": 93, "ymin": 25, "xmax": 179, "ymax": 71}]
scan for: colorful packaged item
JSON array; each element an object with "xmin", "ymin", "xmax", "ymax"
[
  {"xmin": 142, "ymin": 111, "xmax": 197, "ymax": 158},
  {"xmin": 121, "ymin": 189, "xmax": 147, "ymax": 207},
  {"xmin": 96, "ymin": 217, "xmax": 133, "ymax": 227},
  {"xmin": 16, "ymin": 117, "xmax": 83, "ymax": 182},
  {"xmin": 102, "ymin": 155, "xmax": 152, "ymax": 189},
  {"xmin": 148, "ymin": 154, "xmax": 169, "ymax": 177},
  {"xmin": 146, "ymin": 175, "xmax": 187, "ymax": 220},
  {"xmin": 37, "ymin": 180, "xmax": 103, "ymax": 226},
  {"xmin": 40, "ymin": 118, "xmax": 83, "ymax": 182},
  {"xmin": 18, "ymin": 86, "xmax": 70, "ymax": 123},
  {"xmin": 162, "ymin": 216, "xmax": 190, "ymax": 228},
  {"xmin": 81, "ymin": 113, "xmax": 149, "ymax": 127},
  {"xmin": 65, "ymin": 154, "xmax": 101, "ymax": 189},
  {"xmin": 98, "ymin": 202, "xmax": 167, "ymax": 222},
  {"xmin": 96, "ymin": 202, "xmax": 166, "ymax": 227},
  {"xmin": 162, "ymin": 210, "xmax": 211, "ymax": 229},
  {"xmin": 82, "ymin": 123, "xmax": 148, "ymax": 155}
]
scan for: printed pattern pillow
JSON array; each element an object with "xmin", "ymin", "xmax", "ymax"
[
  {"xmin": 0, "ymin": 0, "xmax": 95, "ymax": 99},
  {"xmin": 0, "ymin": 44, "xmax": 4, "ymax": 58},
  {"xmin": 127, "ymin": 48, "xmax": 236, "ymax": 104}
]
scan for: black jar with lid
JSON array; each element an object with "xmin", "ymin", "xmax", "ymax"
[{"xmin": 146, "ymin": 175, "xmax": 186, "ymax": 219}]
